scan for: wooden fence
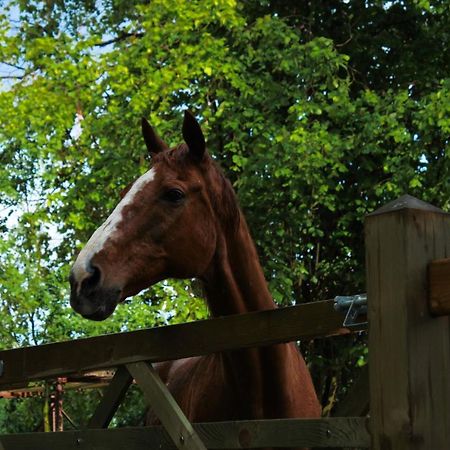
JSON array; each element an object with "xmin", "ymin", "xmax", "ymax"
[{"xmin": 0, "ymin": 194, "xmax": 449, "ymax": 449}]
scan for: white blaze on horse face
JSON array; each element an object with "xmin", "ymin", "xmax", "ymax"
[{"xmin": 72, "ymin": 168, "xmax": 157, "ymax": 285}]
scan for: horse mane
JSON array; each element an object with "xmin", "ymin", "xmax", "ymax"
[{"xmin": 157, "ymin": 144, "xmax": 241, "ymax": 234}]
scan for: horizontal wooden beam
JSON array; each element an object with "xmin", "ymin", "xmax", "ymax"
[
  {"xmin": 0, "ymin": 300, "xmax": 364, "ymax": 389},
  {"xmin": 0, "ymin": 417, "xmax": 370, "ymax": 449},
  {"xmin": 428, "ymin": 258, "xmax": 450, "ymax": 316}
]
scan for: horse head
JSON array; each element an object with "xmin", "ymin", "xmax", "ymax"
[{"xmin": 70, "ymin": 111, "xmax": 238, "ymax": 321}]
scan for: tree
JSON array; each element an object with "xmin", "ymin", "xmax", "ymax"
[{"xmin": 0, "ymin": 0, "xmax": 448, "ymax": 430}]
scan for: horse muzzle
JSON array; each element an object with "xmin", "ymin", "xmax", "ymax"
[{"xmin": 69, "ymin": 266, "xmax": 122, "ymax": 321}]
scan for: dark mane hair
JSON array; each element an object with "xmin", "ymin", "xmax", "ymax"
[
  {"xmin": 207, "ymin": 158, "xmax": 241, "ymax": 234},
  {"xmin": 157, "ymin": 144, "xmax": 241, "ymax": 233}
]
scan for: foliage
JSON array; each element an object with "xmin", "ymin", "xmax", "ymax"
[{"xmin": 0, "ymin": 0, "xmax": 448, "ymax": 430}]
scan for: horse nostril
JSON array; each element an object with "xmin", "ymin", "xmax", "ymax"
[{"xmin": 81, "ymin": 265, "xmax": 102, "ymax": 295}]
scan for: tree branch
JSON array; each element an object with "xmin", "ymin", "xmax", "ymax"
[
  {"xmin": 95, "ymin": 32, "xmax": 144, "ymax": 48},
  {"xmin": 0, "ymin": 61, "xmax": 26, "ymax": 71},
  {"xmin": 0, "ymin": 75, "xmax": 24, "ymax": 80}
]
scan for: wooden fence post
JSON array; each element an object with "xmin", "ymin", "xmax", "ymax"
[{"xmin": 365, "ymin": 195, "xmax": 450, "ymax": 449}]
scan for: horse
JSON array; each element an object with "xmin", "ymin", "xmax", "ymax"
[{"xmin": 69, "ymin": 111, "xmax": 321, "ymax": 442}]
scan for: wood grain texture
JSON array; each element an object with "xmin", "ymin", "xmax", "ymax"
[
  {"xmin": 87, "ymin": 365, "xmax": 133, "ymax": 429},
  {"xmin": 428, "ymin": 258, "xmax": 450, "ymax": 316},
  {"xmin": 365, "ymin": 195, "xmax": 450, "ymax": 449},
  {"xmin": 0, "ymin": 300, "xmax": 364, "ymax": 390},
  {"xmin": 0, "ymin": 417, "xmax": 369, "ymax": 449},
  {"xmin": 126, "ymin": 361, "xmax": 207, "ymax": 450}
]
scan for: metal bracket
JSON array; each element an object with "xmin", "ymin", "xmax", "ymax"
[{"xmin": 334, "ymin": 294, "xmax": 367, "ymax": 328}]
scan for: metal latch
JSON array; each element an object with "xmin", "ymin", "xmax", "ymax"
[{"xmin": 334, "ymin": 294, "xmax": 367, "ymax": 328}]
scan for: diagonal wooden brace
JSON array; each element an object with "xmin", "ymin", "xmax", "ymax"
[
  {"xmin": 126, "ymin": 361, "xmax": 207, "ymax": 450},
  {"xmin": 87, "ymin": 365, "xmax": 133, "ymax": 429}
]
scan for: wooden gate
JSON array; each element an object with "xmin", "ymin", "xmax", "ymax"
[{"xmin": 0, "ymin": 194, "xmax": 449, "ymax": 449}]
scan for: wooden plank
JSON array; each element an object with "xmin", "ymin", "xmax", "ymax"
[
  {"xmin": 333, "ymin": 364, "xmax": 369, "ymax": 417},
  {"xmin": 0, "ymin": 417, "xmax": 370, "ymax": 449},
  {"xmin": 195, "ymin": 417, "xmax": 370, "ymax": 448},
  {"xmin": 126, "ymin": 361, "xmax": 207, "ymax": 450},
  {"xmin": 428, "ymin": 258, "xmax": 450, "ymax": 316},
  {"xmin": 365, "ymin": 195, "xmax": 450, "ymax": 449},
  {"xmin": 0, "ymin": 300, "xmax": 364, "ymax": 389},
  {"xmin": 87, "ymin": 365, "xmax": 133, "ymax": 429}
]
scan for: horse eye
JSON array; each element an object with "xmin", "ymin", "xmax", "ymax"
[{"xmin": 162, "ymin": 188, "xmax": 185, "ymax": 203}]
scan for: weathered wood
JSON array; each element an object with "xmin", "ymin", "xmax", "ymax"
[
  {"xmin": 87, "ymin": 365, "xmax": 133, "ymax": 429},
  {"xmin": 0, "ymin": 299, "xmax": 363, "ymax": 390},
  {"xmin": 365, "ymin": 194, "xmax": 450, "ymax": 449},
  {"xmin": 333, "ymin": 364, "xmax": 369, "ymax": 417},
  {"xmin": 0, "ymin": 417, "xmax": 370, "ymax": 449},
  {"xmin": 126, "ymin": 361, "xmax": 207, "ymax": 450},
  {"xmin": 428, "ymin": 258, "xmax": 450, "ymax": 316}
]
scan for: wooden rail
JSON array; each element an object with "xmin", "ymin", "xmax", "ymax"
[
  {"xmin": 0, "ymin": 417, "xmax": 370, "ymax": 449},
  {"xmin": 0, "ymin": 298, "xmax": 364, "ymax": 390}
]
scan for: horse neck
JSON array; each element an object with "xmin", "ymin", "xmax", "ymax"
[
  {"xmin": 202, "ymin": 212, "xmax": 276, "ymax": 317},
  {"xmin": 200, "ymin": 210, "xmax": 321, "ymax": 419}
]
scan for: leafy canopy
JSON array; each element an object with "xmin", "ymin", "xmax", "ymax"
[{"xmin": 0, "ymin": 0, "xmax": 449, "ymax": 430}]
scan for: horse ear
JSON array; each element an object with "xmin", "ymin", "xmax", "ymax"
[
  {"xmin": 141, "ymin": 117, "xmax": 168, "ymax": 155},
  {"xmin": 182, "ymin": 110, "xmax": 205, "ymax": 160}
]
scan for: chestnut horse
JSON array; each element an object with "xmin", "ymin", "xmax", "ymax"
[{"xmin": 70, "ymin": 111, "xmax": 320, "ymax": 435}]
